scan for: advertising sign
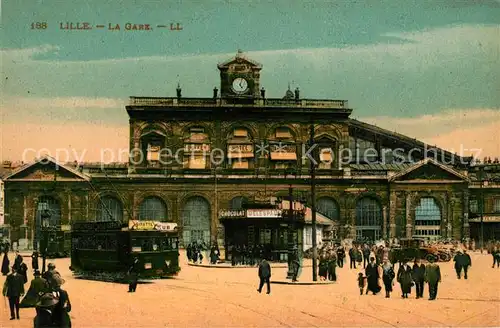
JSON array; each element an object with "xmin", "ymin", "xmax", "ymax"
[
  {"xmin": 246, "ymin": 209, "xmax": 282, "ymax": 218},
  {"xmin": 128, "ymin": 220, "xmax": 178, "ymax": 232}
]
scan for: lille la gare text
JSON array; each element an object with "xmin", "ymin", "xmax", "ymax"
[{"xmin": 52, "ymin": 22, "xmax": 182, "ymax": 31}]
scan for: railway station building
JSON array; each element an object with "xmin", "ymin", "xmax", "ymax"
[{"xmin": 3, "ymin": 51, "xmax": 500, "ymax": 252}]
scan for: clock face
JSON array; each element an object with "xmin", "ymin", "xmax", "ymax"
[{"xmin": 232, "ymin": 77, "xmax": 249, "ymax": 94}]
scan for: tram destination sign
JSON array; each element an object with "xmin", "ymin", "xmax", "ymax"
[{"xmin": 128, "ymin": 220, "xmax": 178, "ymax": 232}]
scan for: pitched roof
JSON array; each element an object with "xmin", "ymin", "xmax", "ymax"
[
  {"xmin": 388, "ymin": 158, "xmax": 469, "ymax": 182},
  {"xmin": 217, "ymin": 50, "xmax": 262, "ymax": 69},
  {"xmin": 348, "ymin": 119, "xmax": 473, "ymax": 164},
  {"xmin": 4, "ymin": 155, "xmax": 90, "ymax": 181}
]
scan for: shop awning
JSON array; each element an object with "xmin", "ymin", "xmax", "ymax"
[{"xmin": 270, "ymin": 152, "xmax": 297, "ymax": 160}]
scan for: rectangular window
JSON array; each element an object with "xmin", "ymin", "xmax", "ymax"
[
  {"xmin": 305, "ymin": 228, "xmax": 312, "ymax": 245},
  {"xmin": 494, "ymin": 198, "xmax": 500, "ymax": 213},
  {"xmin": 233, "ymin": 129, "xmax": 248, "ymax": 137},
  {"xmin": 469, "ymin": 200, "xmax": 478, "ymax": 213},
  {"xmin": 232, "ymin": 160, "xmax": 249, "ymax": 169},
  {"xmin": 259, "ymin": 229, "xmax": 271, "ymax": 244},
  {"xmin": 187, "ymin": 156, "xmax": 206, "ymax": 169},
  {"xmin": 275, "ymin": 128, "xmax": 292, "ymax": 139},
  {"xmin": 147, "ymin": 144, "xmax": 160, "ymax": 161}
]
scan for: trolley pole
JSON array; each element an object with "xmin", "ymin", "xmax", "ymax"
[
  {"xmin": 309, "ymin": 122, "xmax": 318, "ymax": 282},
  {"xmin": 479, "ymin": 166, "xmax": 484, "ymax": 254}
]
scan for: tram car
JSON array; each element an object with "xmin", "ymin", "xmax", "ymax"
[{"xmin": 70, "ymin": 220, "xmax": 180, "ymax": 281}]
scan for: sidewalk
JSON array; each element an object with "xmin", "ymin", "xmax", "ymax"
[{"xmin": 188, "ymin": 261, "xmax": 312, "ymax": 269}]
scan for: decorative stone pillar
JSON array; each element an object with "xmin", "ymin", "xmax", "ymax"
[
  {"xmin": 462, "ymin": 190, "xmax": 470, "ymax": 240},
  {"xmin": 448, "ymin": 199, "xmax": 454, "ymax": 239},
  {"xmin": 405, "ymin": 192, "xmax": 412, "ymax": 238},
  {"xmin": 67, "ymin": 190, "xmax": 72, "ymax": 224},
  {"xmin": 382, "ymin": 206, "xmax": 387, "ymax": 239},
  {"xmin": 389, "ymin": 191, "xmax": 397, "ymax": 238}
]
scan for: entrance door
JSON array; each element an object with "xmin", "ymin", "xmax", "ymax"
[{"xmin": 181, "ymin": 196, "xmax": 211, "ymax": 246}]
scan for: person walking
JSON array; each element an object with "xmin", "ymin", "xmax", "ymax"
[
  {"xmin": 397, "ymin": 261, "xmax": 413, "ymax": 298},
  {"xmin": 454, "ymin": 250, "xmax": 471, "ymax": 279},
  {"xmin": 20, "ymin": 270, "xmax": 48, "ymax": 308},
  {"xmin": 31, "ymin": 251, "xmax": 40, "ymax": 272},
  {"xmin": 425, "ymin": 257, "xmax": 441, "ymax": 300},
  {"xmin": 348, "ymin": 247, "xmax": 357, "ymax": 269},
  {"xmin": 362, "ymin": 245, "xmax": 371, "ymax": 269},
  {"xmin": 3, "ymin": 266, "xmax": 25, "ymax": 320},
  {"xmin": 381, "ymin": 259, "xmax": 395, "ymax": 298},
  {"xmin": 336, "ymin": 246, "xmax": 345, "ymax": 268},
  {"xmin": 127, "ymin": 257, "xmax": 140, "ymax": 293},
  {"xmin": 365, "ymin": 257, "xmax": 381, "ymax": 295},
  {"xmin": 33, "ymin": 293, "xmax": 60, "ymax": 327},
  {"xmin": 327, "ymin": 253, "xmax": 337, "ymax": 282},
  {"xmin": 1, "ymin": 250, "xmax": 9, "ymax": 276},
  {"xmin": 257, "ymin": 258, "xmax": 271, "ymax": 294},
  {"xmin": 412, "ymin": 259, "xmax": 426, "ymax": 299}
]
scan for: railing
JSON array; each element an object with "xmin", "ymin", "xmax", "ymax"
[{"xmin": 128, "ymin": 97, "xmax": 348, "ymax": 109}]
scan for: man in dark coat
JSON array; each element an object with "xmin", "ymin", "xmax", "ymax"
[
  {"xmin": 362, "ymin": 245, "xmax": 371, "ymax": 269},
  {"xmin": 128, "ymin": 257, "xmax": 140, "ymax": 292},
  {"xmin": 52, "ymin": 284, "xmax": 72, "ymax": 327},
  {"xmin": 397, "ymin": 261, "xmax": 413, "ymax": 298},
  {"xmin": 454, "ymin": 250, "xmax": 471, "ymax": 279},
  {"xmin": 3, "ymin": 266, "xmax": 25, "ymax": 320},
  {"xmin": 257, "ymin": 258, "xmax": 271, "ymax": 294},
  {"xmin": 425, "ymin": 257, "xmax": 441, "ymax": 300},
  {"xmin": 336, "ymin": 247, "xmax": 345, "ymax": 268},
  {"xmin": 31, "ymin": 251, "xmax": 40, "ymax": 271},
  {"xmin": 365, "ymin": 257, "xmax": 381, "ymax": 295},
  {"xmin": 412, "ymin": 259, "xmax": 426, "ymax": 299},
  {"xmin": 348, "ymin": 247, "xmax": 356, "ymax": 269}
]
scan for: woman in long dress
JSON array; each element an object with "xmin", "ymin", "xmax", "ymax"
[
  {"xmin": 365, "ymin": 257, "xmax": 381, "ymax": 295},
  {"xmin": 397, "ymin": 262, "xmax": 413, "ymax": 298},
  {"xmin": 1, "ymin": 251, "xmax": 9, "ymax": 276}
]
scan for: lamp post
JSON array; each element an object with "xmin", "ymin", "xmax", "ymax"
[
  {"xmin": 478, "ymin": 166, "xmax": 485, "ymax": 253},
  {"xmin": 40, "ymin": 204, "xmax": 51, "ymax": 274},
  {"xmin": 309, "ymin": 122, "xmax": 318, "ymax": 282}
]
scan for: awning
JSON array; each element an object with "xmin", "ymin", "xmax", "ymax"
[{"xmin": 270, "ymin": 152, "xmax": 297, "ymax": 160}]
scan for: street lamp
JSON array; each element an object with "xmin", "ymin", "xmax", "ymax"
[
  {"xmin": 309, "ymin": 122, "xmax": 318, "ymax": 282},
  {"xmin": 40, "ymin": 203, "xmax": 51, "ymax": 274}
]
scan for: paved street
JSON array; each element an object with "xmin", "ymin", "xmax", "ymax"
[{"xmin": 1, "ymin": 252, "xmax": 499, "ymax": 327}]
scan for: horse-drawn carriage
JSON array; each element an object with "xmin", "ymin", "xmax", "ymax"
[{"xmin": 389, "ymin": 238, "xmax": 452, "ymax": 263}]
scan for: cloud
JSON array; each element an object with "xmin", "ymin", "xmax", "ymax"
[{"xmin": 362, "ymin": 108, "xmax": 500, "ymax": 158}]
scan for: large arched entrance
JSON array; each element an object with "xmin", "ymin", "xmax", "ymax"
[
  {"xmin": 413, "ymin": 197, "xmax": 442, "ymax": 240},
  {"xmin": 355, "ymin": 197, "xmax": 382, "ymax": 242},
  {"xmin": 316, "ymin": 197, "xmax": 340, "ymax": 240},
  {"xmin": 182, "ymin": 196, "xmax": 211, "ymax": 246},
  {"xmin": 34, "ymin": 196, "xmax": 61, "ymax": 250},
  {"xmin": 96, "ymin": 196, "xmax": 124, "ymax": 222}
]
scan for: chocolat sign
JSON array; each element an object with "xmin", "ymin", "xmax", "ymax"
[{"xmin": 128, "ymin": 220, "xmax": 178, "ymax": 232}]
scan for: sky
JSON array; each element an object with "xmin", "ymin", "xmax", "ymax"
[{"xmin": 1, "ymin": 0, "xmax": 499, "ymax": 163}]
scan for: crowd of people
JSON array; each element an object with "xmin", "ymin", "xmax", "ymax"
[{"xmin": 1, "ymin": 245, "xmax": 72, "ymax": 327}]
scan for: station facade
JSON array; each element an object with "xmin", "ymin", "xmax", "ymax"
[{"xmin": 3, "ymin": 52, "xmax": 500, "ymax": 250}]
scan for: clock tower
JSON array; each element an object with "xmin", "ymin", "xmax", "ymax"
[{"xmin": 217, "ymin": 50, "xmax": 262, "ymax": 99}]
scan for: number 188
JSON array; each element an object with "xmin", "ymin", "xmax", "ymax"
[{"xmin": 31, "ymin": 22, "xmax": 47, "ymax": 29}]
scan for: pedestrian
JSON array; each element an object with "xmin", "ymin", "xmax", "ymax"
[
  {"xmin": 257, "ymin": 257, "xmax": 271, "ymax": 294},
  {"xmin": 291, "ymin": 250, "xmax": 301, "ymax": 282},
  {"xmin": 454, "ymin": 250, "xmax": 471, "ymax": 279},
  {"xmin": 17, "ymin": 256, "xmax": 29, "ymax": 285},
  {"xmin": 34, "ymin": 292, "xmax": 60, "ymax": 328},
  {"xmin": 52, "ymin": 283, "xmax": 72, "ymax": 327},
  {"xmin": 493, "ymin": 246, "xmax": 500, "ymax": 268},
  {"xmin": 336, "ymin": 246, "xmax": 345, "ymax": 268},
  {"xmin": 127, "ymin": 257, "xmax": 139, "ymax": 292},
  {"xmin": 318, "ymin": 255, "xmax": 328, "ymax": 281},
  {"xmin": 20, "ymin": 270, "xmax": 48, "ymax": 308},
  {"xmin": 1, "ymin": 250, "xmax": 9, "ymax": 276},
  {"xmin": 357, "ymin": 272, "xmax": 366, "ymax": 295},
  {"xmin": 2, "ymin": 265, "xmax": 25, "ymax": 320},
  {"xmin": 397, "ymin": 261, "xmax": 413, "ymax": 298},
  {"xmin": 365, "ymin": 257, "xmax": 381, "ymax": 295},
  {"xmin": 31, "ymin": 251, "xmax": 40, "ymax": 271},
  {"xmin": 348, "ymin": 247, "xmax": 356, "ymax": 269},
  {"xmin": 424, "ymin": 256, "xmax": 441, "ymax": 300},
  {"xmin": 362, "ymin": 245, "xmax": 370, "ymax": 269},
  {"xmin": 327, "ymin": 254, "xmax": 337, "ymax": 281},
  {"xmin": 381, "ymin": 258, "xmax": 395, "ymax": 298},
  {"xmin": 412, "ymin": 259, "xmax": 426, "ymax": 299}
]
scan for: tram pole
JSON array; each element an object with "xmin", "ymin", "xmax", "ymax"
[
  {"xmin": 479, "ymin": 166, "xmax": 484, "ymax": 254},
  {"xmin": 309, "ymin": 122, "xmax": 318, "ymax": 282}
]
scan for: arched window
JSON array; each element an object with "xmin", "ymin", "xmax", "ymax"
[
  {"xmin": 138, "ymin": 196, "xmax": 167, "ymax": 221},
  {"xmin": 182, "ymin": 196, "xmax": 211, "ymax": 246},
  {"xmin": 316, "ymin": 197, "xmax": 339, "ymax": 221},
  {"xmin": 355, "ymin": 197, "xmax": 382, "ymax": 241},
  {"xmin": 229, "ymin": 196, "xmax": 249, "ymax": 210},
  {"xmin": 96, "ymin": 196, "xmax": 123, "ymax": 222},
  {"xmin": 414, "ymin": 197, "xmax": 442, "ymax": 240}
]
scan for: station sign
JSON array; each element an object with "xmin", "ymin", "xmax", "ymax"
[
  {"xmin": 128, "ymin": 220, "xmax": 178, "ymax": 232},
  {"xmin": 246, "ymin": 209, "xmax": 282, "ymax": 218}
]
